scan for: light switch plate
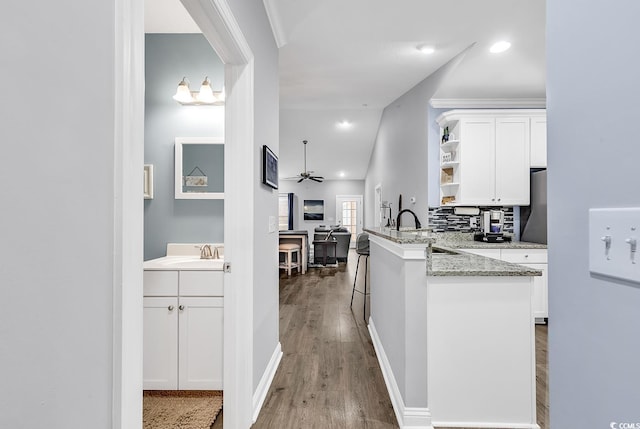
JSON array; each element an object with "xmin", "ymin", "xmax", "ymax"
[
  {"xmin": 268, "ymin": 216, "xmax": 276, "ymax": 233},
  {"xmin": 589, "ymin": 208, "xmax": 640, "ymax": 283}
]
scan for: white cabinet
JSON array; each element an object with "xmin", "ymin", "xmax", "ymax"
[
  {"xmin": 530, "ymin": 115, "xmax": 547, "ymax": 168},
  {"xmin": 143, "ymin": 297, "xmax": 178, "ymax": 390},
  {"xmin": 143, "ymin": 270, "xmax": 223, "ymax": 390},
  {"xmin": 460, "ymin": 248, "xmax": 548, "ymax": 322},
  {"xmin": 437, "ymin": 110, "xmax": 545, "ymax": 206}
]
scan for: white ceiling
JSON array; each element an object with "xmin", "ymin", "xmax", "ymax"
[{"xmin": 146, "ymin": 0, "xmax": 546, "ymax": 180}]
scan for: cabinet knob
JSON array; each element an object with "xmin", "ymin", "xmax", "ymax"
[
  {"xmin": 497, "ymin": 198, "xmax": 501, "ymax": 202},
  {"xmin": 179, "ymin": 305, "xmax": 185, "ymax": 311},
  {"xmin": 168, "ymin": 305, "xmax": 174, "ymax": 311},
  {"xmin": 524, "ymin": 254, "xmax": 529, "ymax": 258},
  {"xmin": 491, "ymin": 198, "xmax": 495, "ymax": 202}
]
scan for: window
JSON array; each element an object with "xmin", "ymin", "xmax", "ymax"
[{"xmin": 341, "ymin": 200, "xmax": 358, "ymax": 244}]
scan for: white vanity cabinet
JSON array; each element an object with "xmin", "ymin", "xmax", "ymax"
[
  {"xmin": 461, "ymin": 248, "xmax": 548, "ymax": 322},
  {"xmin": 437, "ymin": 109, "xmax": 546, "ymax": 206},
  {"xmin": 143, "ymin": 270, "xmax": 223, "ymax": 390}
]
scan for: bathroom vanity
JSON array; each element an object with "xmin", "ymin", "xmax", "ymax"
[
  {"xmin": 143, "ymin": 243, "xmax": 224, "ymax": 390},
  {"xmin": 364, "ymin": 228, "xmax": 541, "ymax": 429}
]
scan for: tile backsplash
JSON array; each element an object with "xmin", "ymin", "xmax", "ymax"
[{"xmin": 428, "ymin": 206, "xmax": 516, "ymax": 233}]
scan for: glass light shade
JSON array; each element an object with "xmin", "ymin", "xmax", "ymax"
[
  {"xmin": 197, "ymin": 77, "xmax": 215, "ymax": 104},
  {"xmin": 173, "ymin": 78, "xmax": 194, "ymax": 103}
]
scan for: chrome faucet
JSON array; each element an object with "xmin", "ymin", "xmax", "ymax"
[
  {"xmin": 396, "ymin": 209, "xmax": 422, "ymax": 231},
  {"xmin": 200, "ymin": 244, "xmax": 214, "ymax": 259}
]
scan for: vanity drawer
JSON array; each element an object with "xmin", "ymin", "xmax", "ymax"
[
  {"xmin": 500, "ymin": 249, "xmax": 547, "ymax": 264},
  {"xmin": 180, "ymin": 271, "xmax": 224, "ymax": 296},
  {"xmin": 144, "ymin": 271, "xmax": 179, "ymax": 296}
]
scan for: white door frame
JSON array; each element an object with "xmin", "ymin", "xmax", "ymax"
[
  {"xmin": 336, "ymin": 195, "xmax": 363, "ymax": 248},
  {"xmin": 114, "ymin": 0, "xmax": 255, "ymax": 428}
]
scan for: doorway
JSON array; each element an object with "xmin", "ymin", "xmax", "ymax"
[
  {"xmin": 336, "ymin": 195, "xmax": 363, "ymax": 248},
  {"xmin": 116, "ymin": 0, "xmax": 256, "ymax": 428}
]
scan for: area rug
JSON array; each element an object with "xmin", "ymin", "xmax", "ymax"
[{"xmin": 143, "ymin": 391, "xmax": 222, "ymax": 429}]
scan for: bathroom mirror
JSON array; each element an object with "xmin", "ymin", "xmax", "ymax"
[{"xmin": 175, "ymin": 137, "xmax": 224, "ymax": 199}]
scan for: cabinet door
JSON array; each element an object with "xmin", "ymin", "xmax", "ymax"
[
  {"xmin": 495, "ymin": 117, "xmax": 530, "ymax": 205},
  {"xmin": 458, "ymin": 118, "xmax": 496, "ymax": 205},
  {"xmin": 521, "ymin": 263, "xmax": 548, "ymax": 320},
  {"xmin": 178, "ymin": 297, "xmax": 224, "ymax": 390},
  {"xmin": 143, "ymin": 297, "xmax": 178, "ymax": 390},
  {"xmin": 530, "ymin": 116, "xmax": 547, "ymax": 168}
]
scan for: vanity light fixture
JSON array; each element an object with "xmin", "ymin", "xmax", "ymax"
[
  {"xmin": 489, "ymin": 41, "xmax": 511, "ymax": 53},
  {"xmin": 172, "ymin": 76, "xmax": 225, "ymax": 106}
]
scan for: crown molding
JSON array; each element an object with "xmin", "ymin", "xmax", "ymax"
[
  {"xmin": 430, "ymin": 98, "xmax": 546, "ymax": 109},
  {"xmin": 262, "ymin": 0, "xmax": 287, "ymax": 48}
]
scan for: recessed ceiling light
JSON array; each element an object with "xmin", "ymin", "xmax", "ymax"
[
  {"xmin": 489, "ymin": 41, "xmax": 511, "ymax": 53},
  {"xmin": 339, "ymin": 171, "xmax": 346, "ymax": 178},
  {"xmin": 337, "ymin": 120, "xmax": 352, "ymax": 129},
  {"xmin": 417, "ymin": 44, "xmax": 435, "ymax": 55}
]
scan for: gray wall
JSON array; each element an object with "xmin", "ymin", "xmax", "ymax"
[
  {"xmin": 0, "ymin": 1, "xmax": 119, "ymax": 427},
  {"xmin": 547, "ymin": 0, "xmax": 640, "ymax": 427},
  {"xmin": 144, "ymin": 34, "xmax": 225, "ymax": 260},
  {"xmin": 364, "ymin": 52, "xmax": 468, "ymax": 229},
  {"xmin": 226, "ymin": 0, "xmax": 281, "ymax": 394},
  {"xmin": 279, "ymin": 179, "xmax": 365, "ymax": 239}
]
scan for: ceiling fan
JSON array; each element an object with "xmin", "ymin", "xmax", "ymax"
[{"xmin": 287, "ymin": 140, "xmax": 324, "ymax": 183}]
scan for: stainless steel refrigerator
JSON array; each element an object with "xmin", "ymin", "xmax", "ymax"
[{"xmin": 520, "ymin": 169, "xmax": 547, "ymax": 244}]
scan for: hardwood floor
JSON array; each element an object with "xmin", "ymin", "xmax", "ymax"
[
  {"xmin": 246, "ymin": 250, "xmax": 549, "ymax": 429},
  {"xmin": 252, "ymin": 251, "xmax": 396, "ymax": 428}
]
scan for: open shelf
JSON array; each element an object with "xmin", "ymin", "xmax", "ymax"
[
  {"xmin": 440, "ymin": 139, "xmax": 459, "ymax": 151},
  {"xmin": 441, "ymin": 161, "xmax": 459, "ymax": 168}
]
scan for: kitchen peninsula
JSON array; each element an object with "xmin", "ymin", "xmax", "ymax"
[{"xmin": 364, "ymin": 227, "xmax": 541, "ymax": 429}]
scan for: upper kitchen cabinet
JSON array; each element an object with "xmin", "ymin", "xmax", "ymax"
[
  {"xmin": 530, "ymin": 115, "xmax": 547, "ymax": 168},
  {"xmin": 437, "ymin": 109, "xmax": 546, "ymax": 207}
]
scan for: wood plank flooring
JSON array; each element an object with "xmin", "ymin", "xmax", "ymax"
[
  {"xmin": 242, "ymin": 250, "xmax": 549, "ymax": 429},
  {"xmin": 252, "ymin": 252, "xmax": 397, "ymax": 428}
]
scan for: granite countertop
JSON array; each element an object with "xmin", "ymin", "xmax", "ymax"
[
  {"xmin": 432, "ymin": 232, "xmax": 547, "ymax": 250},
  {"xmin": 363, "ymin": 227, "xmax": 542, "ymax": 277},
  {"xmin": 429, "ymin": 246, "xmax": 542, "ymax": 277},
  {"xmin": 363, "ymin": 227, "xmax": 435, "ymax": 244}
]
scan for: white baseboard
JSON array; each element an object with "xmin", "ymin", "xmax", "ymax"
[
  {"xmin": 433, "ymin": 422, "xmax": 540, "ymax": 429},
  {"xmin": 252, "ymin": 342, "xmax": 283, "ymax": 423},
  {"xmin": 368, "ymin": 318, "xmax": 433, "ymax": 429}
]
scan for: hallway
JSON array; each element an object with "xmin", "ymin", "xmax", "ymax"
[
  {"xmin": 251, "ymin": 250, "xmax": 549, "ymax": 429},
  {"xmin": 253, "ymin": 251, "xmax": 397, "ymax": 428}
]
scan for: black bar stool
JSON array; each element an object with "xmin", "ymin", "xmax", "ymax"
[{"xmin": 350, "ymin": 233, "xmax": 370, "ymax": 322}]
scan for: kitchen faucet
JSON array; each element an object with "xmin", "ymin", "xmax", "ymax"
[
  {"xmin": 200, "ymin": 244, "xmax": 214, "ymax": 259},
  {"xmin": 396, "ymin": 209, "xmax": 422, "ymax": 231}
]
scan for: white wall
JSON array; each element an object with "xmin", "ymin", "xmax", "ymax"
[
  {"xmin": 0, "ymin": 1, "xmax": 122, "ymax": 427},
  {"xmin": 547, "ymin": 0, "xmax": 640, "ymax": 426},
  {"xmin": 364, "ymin": 51, "xmax": 469, "ymax": 229},
  {"xmin": 279, "ymin": 179, "xmax": 365, "ymax": 239},
  {"xmin": 226, "ymin": 0, "xmax": 281, "ymax": 394}
]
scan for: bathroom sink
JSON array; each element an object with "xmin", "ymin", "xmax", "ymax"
[{"xmin": 143, "ymin": 256, "xmax": 224, "ymax": 270}]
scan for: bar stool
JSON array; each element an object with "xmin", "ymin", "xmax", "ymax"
[
  {"xmin": 279, "ymin": 243, "xmax": 301, "ymax": 276},
  {"xmin": 350, "ymin": 233, "xmax": 370, "ymax": 321}
]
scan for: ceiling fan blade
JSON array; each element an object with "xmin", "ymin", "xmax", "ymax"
[
  {"xmin": 297, "ymin": 177, "xmax": 304, "ymax": 183},
  {"xmin": 310, "ymin": 177, "xmax": 323, "ymax": 183},
  {"xmin": 311, "ymin": 176, "xmax": 324, "ymax": 179}
]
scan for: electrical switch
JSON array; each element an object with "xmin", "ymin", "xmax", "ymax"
[{"xmin": 589, "ymin": 208, "xmax": 640, "ymax": 283}]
